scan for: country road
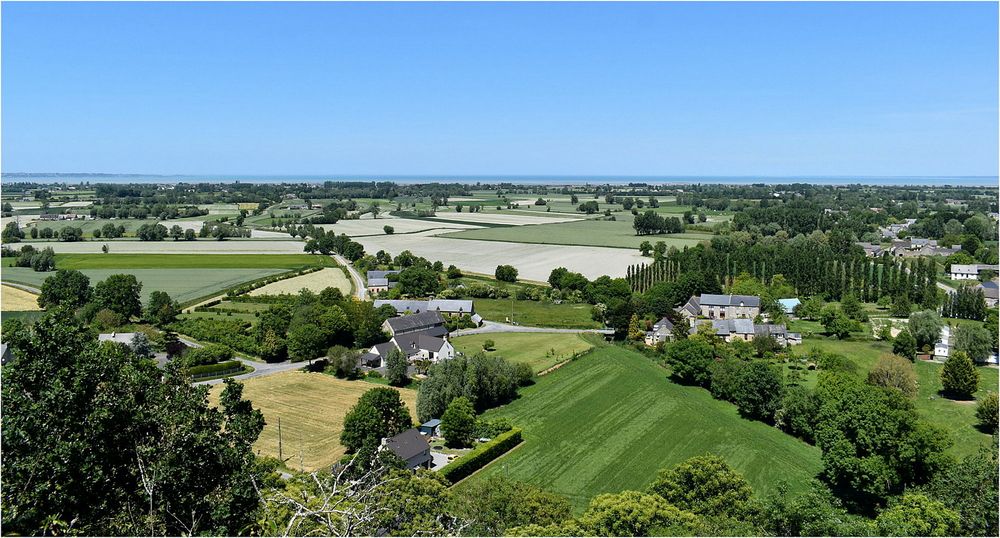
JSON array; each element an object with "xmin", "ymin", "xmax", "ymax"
[
  {"xmin": 334, "ymin": 254, "xmax": 367, "ymax": 300},
  {"xmin": 451, "ymin": 320, "xmax": 615, "ymax": 337},
  {"xmin": 177, "ymin": 336, "xmax": 312, "ymax": 386}
]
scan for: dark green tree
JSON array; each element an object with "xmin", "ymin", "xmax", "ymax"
[
  {"xmin": 441, "ymin": 396, "xmax": 476, "ymax": 448},
  {"xmin": 940, "ymin": 350, "xmax": 979, "ymax": 400},
  {"xmin": 93, "ymin": 273, "xmax": 143, "ymax": 320},
  {"xmin": 38, "ymin": 269, "xmax": 92, "ymax": 309},
  {"xmin": 385, "ymin": 348, "xmax": 409, "ymax": 386}
]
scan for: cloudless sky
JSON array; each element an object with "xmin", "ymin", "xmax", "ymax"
[{"xmin": 2, "ymin": 2, "xmax": 997, "ymax": 177}]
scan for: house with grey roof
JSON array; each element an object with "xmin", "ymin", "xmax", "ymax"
[
  {"xmin": 366, "ymin": 270, "xmax": 400, "ymax": 294},
  {"xmin": 374, "ymin": 299, "xmax": 475, "ymax": 317},
  {"xmin": 381, "ymin": 310, "xmax": 446, "ymax": 337},
  {"xmin": 691, "ymin": 319, "xmax": 801, "ymax": 347},
  {"xmin": 380, "ymin": 428, "xmax": 432, "ymax": 469},
  {"xmin": 644, "ymin": 317, "xmax": 675, "ymax": 347},
  {"xmin": 977, "ymin": 281, "xmax": 999, "ymax": 308},
  {"xmin": 677, "ymin": 294, "xmax": 761, "ymax": 324}
]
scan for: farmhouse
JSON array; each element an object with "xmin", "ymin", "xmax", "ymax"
[
  {"xmin": 381, "ymin": 310, "xmax": 447, "ymax": 337},
  {"xmin": 977, "ymin": 281, "xmax": 999, "ymax": 307},
  {"xmin": 643, "ymin": 317, "xmax": 674, "ymax": 347},
  {"xmin": 374, "ymin": 299, "xmax": 476, "ymax": 317},
  {"xmin": 380, "ymin": 428, "xmax": 432, "ymax": 469},
  {"xmin": 691, "ymin": 319, "xmax": 801, "ymax": 347},
  {"xmin": 677, "ymin": 294, "xmax": 761, "ymax": 324},
  {"xmin": 366, "ymin": 270, "xmax": 400, "ymax": 293},
  {"xmin": 856, "ymin": 242, "xmax": 884, "ymax": 257},
  {"xmin": 950, "ymin": 264, "xmax": 999, "ymax": 280}
]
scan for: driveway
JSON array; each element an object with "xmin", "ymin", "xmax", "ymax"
[
  {"xmin": 333, "ymin": 254, "xmax": 367, "ymax": 300},
  {"xmin": 451, "ymin": 320, "xmax": 614, "ymax": 337},
  {"xmin": 430, "ymin": 451, "xmax": 451, "ymax": 471}
]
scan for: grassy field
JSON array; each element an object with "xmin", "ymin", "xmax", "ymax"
[
  {"xmin": 451, "ymin": 333, "xmax": 596, "ymax": 373},
  {"xmin": 797, "ymin": 338, "xmax": 998, "ymax": 458},
  {"xmin": 3, "ymin": 267, "xmax": 287, "ymax": 305},
  {"xmin": 467, "ymin": 344, "xmax": 822, "ymax": 511},
  {"xmin": 248, "ymin": 267, "xmax": 353, "ymax": 296},
  {"xmin": 46, "ymin": 253, "xmax": 334, "ymax": 270},
  {"xmin": 441, "ymin": 217, "xmax": 714, "ymax": 249},
  {"xmin": 1, "ymin": 284, "xmax": 41, "ymax": 311},
  {"xmin": 475, "ymin": 299, "xmax": 603, "ymax": 329},
  {"xmin": 208, "ymin": 371, "xmax": 417, "ymax": 471}
]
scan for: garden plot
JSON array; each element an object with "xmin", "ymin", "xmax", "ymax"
[
  {"xmin": 248, "ymin": 267, "xmax": 352, "ymax": 296},
  {"xmin": 208, "ymin": 371, "xmax": 418, "ymax": 471},
  {"xmin": 429, "ymin": 212, "xmax": 582, "ymax": 226},
  {"xmin": 24, "ymin": 239, "xmax": 307, "ymax": 254},
  {"xmin": 1, "ymin": 285, "xmax": 41, "ymax": 311},
  {"xmin": 351, "ymin": 234, "xmax": 645, "ymax": 281},
  {"xmin": 314, "ymin": 217, "xmax": 479, "ymax": 237}
]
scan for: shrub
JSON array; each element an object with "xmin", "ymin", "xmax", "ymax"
[
  {"xmin": 495, "ymin": 264, "xmax": 518, "ymax": 283},
  {"xmin": 867, "ymin": 353, "xmax": 918, "ymax": 398},
  {"xmin": 975, "ymin": 392, "xmax": 998, "ymax": 433},
  {"xmin": 439, "ymin": 428, "xmax": 522, "ymax": 483},
  {"xmin": 186, "ymin": 360, "xmax": 244, "ymax": 379},
  {"xmin": 941, "ymin": 351, "xmax": 979, "ymax": 400}
]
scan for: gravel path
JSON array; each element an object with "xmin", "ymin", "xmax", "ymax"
[{"xmin": 451, "ymin": 320, "xmax": 614, "ymax": 337}]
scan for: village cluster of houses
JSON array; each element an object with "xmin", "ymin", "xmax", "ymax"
[
  {"xmin": 360, "ymin": 310, "xmax": 456, "ymax": 368},
  {"xmin": 857, "ymin": 238, "xmax": 961, "ymax": 259},
  {"xmin": 644, "ymin": 294, "xmax": 803, "ymax": 347}
]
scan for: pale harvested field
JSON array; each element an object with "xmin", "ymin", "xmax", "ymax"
[
  {"xmin": 251, "ymin": 229, "xmax": 293, "ymax": 238},
  {"xmin": 54, "ymin": 201, "xmax": 94, "ymax": 208},
  {"xmin": 1, "ymin": 285, "xmax": 41, "ymax": 311},
  {"xmin": 315, "ymin": 217, "xmax": 479, "ymax": 237},
  {"xmin": 22, "ymin": 239, "xmax": 306, "ymax": 254},
  {"xmin": 249, "ymin": 267, "xmax": 352, "ymax": 296},
  {"xmin": 429, "ymin": 212, "xmax": 582, "ymax": 226},
  {"xmin": 447, "ymin": 197, "xmax": 487, "ymax": 202},
  {"xmin": 352, "ymin": 234, "xmax": 645, "ymax": 280},
  {"xmin": 208, "ymin": 372, "xmax": 417, "ymax": 471}
]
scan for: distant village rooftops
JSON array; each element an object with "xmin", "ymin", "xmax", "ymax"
[{"xmin": 374, "ymin": 299, "xmax": 475, "ymax": 316}]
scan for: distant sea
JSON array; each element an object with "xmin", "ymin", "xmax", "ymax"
[{"xmin": 2, "ymin": 173, "xmax": 998, "ymax": 187}]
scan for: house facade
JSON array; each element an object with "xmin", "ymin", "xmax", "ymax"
[
  {"xmin": 381, "ymin": 429, "xmax": 432, "ymax": 469},
  {"xmin": 366, "ymin": 270, "xmax": 400, "ymax": 294},
  {"xmin": 677, "ymin": 294, "xmax": 761, "ymax": 324},
  {"xmin": 691, "ymin": 319, "xmax": 801, "ymax": 347},
  {"xmin": 643, "ymin": 317, "xmax": 675, "ymax": 347},
  {"xmin": 374, "ymin": 299, "xmax": 475, "ymax": 317}
]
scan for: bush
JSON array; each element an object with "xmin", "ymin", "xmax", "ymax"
[
  {"xmin": 975, "ymin": 392, "xmax": 998, "ymax": 433},
  {"xmin": 186, "ymin": 360, "xmax": 244, "ymax": 379},
  {"xmin": 495, "ymin": 264, "xmax": 518, "ymax": 283},
  {"xmin": 182, "ymin": 343, "xmax": 234, "ymax": 367},
  {"xmin": 867, "ymin": 353, "xmax": 918, "ymax": 398},
  {"xmin": 941, "ymin": 351, "xmax": 979, "ymax": 400},
  {"xmin": 439, "ymin": 428, "xmax": 523, "ymax": 483}
]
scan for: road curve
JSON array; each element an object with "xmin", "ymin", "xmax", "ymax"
[
  {"xmin": 451, "ymin": 320, "xmax": 614, "ymax": 337},
  {"xmin": 333, "ymin": 254, "xmax": 367, "ymax": 300},
  {"xmin": 177, "ymin": 336, "xmax": 313, "ymax": 386}
]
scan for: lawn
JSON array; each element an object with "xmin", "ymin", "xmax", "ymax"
[
  {"xmin": 440, "ymin": 217, "xmax": 713, "ymax": 249},
  {"xmin": 474, "ymin": 299, "xmax": 603, "ymax": 329},
  {"xmin": 796, "ymin": 337, "xmax": 998, "ymax": 458},
  {"xmin": 46, "ymin": 253, "xmax": 334, "ymax": 269},
  {"xmin": 450, "ymin": 333, "xmax": 596, "ymax": 373},
  {"xmin": 466, "ymin": 344, "xmax": 822, "ymax": 511},
  {"xmin": 2, "ymin": 267, "xmax": 288, "ymax": 305},
  {"xmin": 208, "ymin": 371, "xmax": 417, "ymax": 471}
]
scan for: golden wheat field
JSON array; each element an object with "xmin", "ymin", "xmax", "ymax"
[
  {"xmin": 248, "ymin": 267, "xmax": 353, "ymax": 296},
  {"xmin": 1, "ymin": 284, "xmax": 41, "ymax": 311},
  {"xmin": 209, "ymin": 371, "xmax": 417, "ymax": 471}
]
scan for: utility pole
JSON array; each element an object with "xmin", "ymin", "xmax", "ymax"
[{"xmin": 278, "ymin": 416, "xmax": 283, "ymax": 462}]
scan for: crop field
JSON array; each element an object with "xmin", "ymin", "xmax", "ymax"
[
  {"xmin": 1, "ymin": 284, "xmax": 41, "ymax": 311},
  {"xmin": 442, "ymin": 218, "xmax": 714, "ymax": 249},
  {"xmin": 27, "ymin": 219, "xmax": 153, "ymax": 236},
  {"xmin": 474, "ymin": 299, "xmax": 603, "ymax": 329},
  {"xmin": 451, "ymin": 333, "xmax": 596, "ymax": 373},
  {"xmin": 352, "ymin": 234, "xmax": 645, "ymax": 281},
  {"xmin": 797, "ymin": 337, "xmax": 998, "ymax": 458},
  {"xmin": 20, "ymin": 239, "xmax": 307, "ymax": 254},
  {"xmin": 47, "ymin": 253, "xmax": 334, "ymax": 269},
  {"xmin": 467, "ymin": 345, "xmax": 822, "ymax": 510},
  {"xmin": 428, "ymin": 212, "xmax": 583, "ymax": 226},
  {"xmin": 2, "ymin": 267, "xmax": 287, "ymax": 305},
  {"xmin": 315, "ymin": 217, "xmax": 479, "ymax": 237},
  {"xmin": 208, "ymin": 371, "xmax": 417, "ymax": 471},
  {"xmin": 249, "ymin": 267, "xmax": 352, "ymax": 296}
]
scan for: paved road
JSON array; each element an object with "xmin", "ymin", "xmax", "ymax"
[
  {"xmin": 2, "ymin": 281, "xmax": 41, "ymax": 294},
  {"xmin": 177, "ymin": 336, "xmax": 313, "ymax": 386},
  {"xmin": 333, "ymin": 254, "xmax": 367, "ymax": 300},
  {"xmin": 451, "ymin": 320, "xmax": 614, "ymax": 337},
  {"xmin": 936, "ymin": 281, "xmax": 957, "ymax": 295}
]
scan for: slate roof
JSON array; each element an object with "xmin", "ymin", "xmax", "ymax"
[
  {"xmin": 950, "ymin": 264, "xmax": 980, "ymax": 274},
  {"xmin": 393, "ymin": 331, "xmax": 447, "ymax": 357},
  {"xmin": 368, "ymin": 278, "xmax": 391, "ymax": 287},
  {"xmin": 383, "ymin": 428, "xmax": 430, "ymax": 461},
  {"xmin": 384, "ymin": 311, "xmax": 445, "ymax": 334},
  {"xmin": 979, "ymin": 281, "xmax": 999, "ymax": 300},
  {"xmin": 699, "ymin": 294, "xmax": 761, "ymax": 308},
  {"xmin": 367, "ymin": 270, "xmax": 400, "ymax": 280},
  {"xmin": 754, "ymin": 323, "xmax": 788, "ymax": 337},
  {"xmin": 374, "ymin": 299, "xmax": 475, "ymax": 314},
  {"xmin": 651, "ymin": 317, "xmax": 674, "ymax": 333}
]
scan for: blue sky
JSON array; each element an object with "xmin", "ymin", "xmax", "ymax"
[{"xmin": 2, "ymin": 2, "xmax": 997, "ymax": 177}]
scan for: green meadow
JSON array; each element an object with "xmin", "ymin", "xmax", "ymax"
[
  {"xmin": 450, "ymin": 332, "xmax": 597, "ymax": 373},
  {"xmin": 474, "ymin": 299, "xmax": 603, "ymax": 329},
  {"xmin": 468, "ymin": 344, "xmax": 822, "ymax": 511},
  {"xmin": 46, "ymin": 253, "xmax": 334, "ymax": 270}
]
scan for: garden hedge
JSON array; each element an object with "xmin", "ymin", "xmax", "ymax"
[
  {"xmin": 187, "ymin": 360, "xmax": 244, "ymax": 379},
  {"xmin": 439, "ymin": 428, "xmax": 522, "ymax": 484}
]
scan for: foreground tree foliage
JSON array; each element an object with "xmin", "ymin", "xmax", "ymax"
[
  {"xmin": 873, "ymin": 493, "xmax": 960, "ymax": 537},
  {"xmin": 37, "ymin": 268, "xmax": 92, "ymax": 309},
  {"xmin": 648, "ymin": 455, "xmax": 755, "ymax": 519},
  {"xmin": 1, "ymin": 311, "xmax": 265, "ymax": 536}
]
